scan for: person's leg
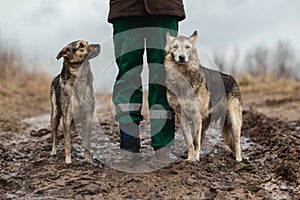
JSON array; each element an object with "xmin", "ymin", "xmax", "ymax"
[
  {"xmin": 145, "ymin": 16, "xmax": 179, "ymax": 149},
  {"xmin": 112, "ymin": 17, "xmax": 145, "ymax": 152}
]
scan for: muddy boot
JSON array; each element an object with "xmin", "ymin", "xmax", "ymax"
[
  {"xmin": 154, "ymin": 146, "xmax": 177, "ymax": 162},
  {"xmin": 174, "ymin": 150, "xmax": 188, "ymax": 159},
  {"xmin": 119, "ymin": 122, "xmax": 141, "ymax": 152},
  {"xmin": 117, "ymin": 149, "xmax": 144, "ymax": 166},
  {"xmin": 113, "ymin": 122, "xmax": 143, "ymax": 167}
]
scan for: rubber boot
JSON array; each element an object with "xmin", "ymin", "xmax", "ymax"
[{"xmin": 119, "ymin": 122, "xmax": 141, "ymax": 153}]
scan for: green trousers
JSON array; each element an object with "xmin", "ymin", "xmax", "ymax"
[{"xmin": 112, "ymin": 16, "xmax": 178, "ymax": 147}]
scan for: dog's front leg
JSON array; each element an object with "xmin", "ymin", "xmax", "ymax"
[
  {"xmin": 193, "ymin": 116, "xmax": 202, "ymax": 161},
  {"xmin": 180, "ymin": 116, "xmax": 195, "ymax": 162},
  {"xmin": 63, "ymin": 114, "xmax": 72, "ymax": 164}
]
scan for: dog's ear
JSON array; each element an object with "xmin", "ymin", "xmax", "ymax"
[
  {"xmin": 56, "ymin": 47, "xmax": 70, "ymax": 60},
  {"xmin": 190, "ymin": 31, "xmax": 198, "ymax": 42},
  {"xmin": 166, "ymin": 31, "xmax": 175, "ymax": 44}
]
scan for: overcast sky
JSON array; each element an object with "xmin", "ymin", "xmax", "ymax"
[{"xmin": 0, "ymin": 0, "xmax": 299, "ymax": 90}]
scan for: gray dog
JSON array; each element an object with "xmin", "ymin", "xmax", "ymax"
[
  {"xmin": 50, "ymin": 40, "xmax": 100, "ymax": 164},
  {"xmin": 165, "ymin": 31, "xmax": 242, "ymax": 162}
]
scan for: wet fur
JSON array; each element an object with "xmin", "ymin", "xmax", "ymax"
[
  {"xmin": 50, "ymin": 40, "xmax": 100, "ymax": 164},
  {"xmin": 164, "ymin": 31, "xmax": 242, "ymax": 162}
]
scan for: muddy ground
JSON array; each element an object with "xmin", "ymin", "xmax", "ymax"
[{"xmin": 1, "ymin": 82, "xmax": 300, "ymax": 199}]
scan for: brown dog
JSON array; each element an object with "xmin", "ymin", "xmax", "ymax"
[
  {"xmin": 165, "ymin": 31, "xmax": 242, "ymax": 162},
  {"xmin": 50, "ymin": 40, "xmax": 100, "ymax": 164}
]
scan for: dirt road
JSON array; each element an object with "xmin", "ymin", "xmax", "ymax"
[{"xmin": 1, "ymin": 84, "xmax": 300, "ymax": 199}]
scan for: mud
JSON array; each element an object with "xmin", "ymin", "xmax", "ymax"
[{"xmin": 1, "ymin": 94, "xmax": 300, "ymax": 199}]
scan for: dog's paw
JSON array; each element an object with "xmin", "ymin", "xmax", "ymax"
[
  {"xmin": 186, "ymin": 157, "xmax": 199, "ymax": 163},
  {"xmin": 65, "ymin": 156, "xmax": 72, "ymax": 165},
  {"xmin": 84, "ymin": 151, "xmax": 92, "ymax": 163},
  {"xmin": 84, "ymin": 156, "xmax": 92, "ymax": 164},
  {"xmin": 50, "ymin": 149, "xmax": 57, "ymax": 156},
  {"xmin": 194, "ymin": 154, "xmax": 200, "ymax": 161},
  {"xmin": 236, "ymin": 157, "xmax": 242, "ymax": 162},
  {"xmin": 235, "ymin": 152, "xmax": 242, "ymax": 161}
]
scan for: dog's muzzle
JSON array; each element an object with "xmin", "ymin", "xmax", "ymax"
[
  {"xmin": 86, "ymin": 44, "xmax": 101, "ymax": 60},
  {"xmin": 175, "ymin": 54, "xmax": 188, "ymax": 63},
  {"xmin": 179, "ymin": 55, "xmax": 186, "ymax": 62}
]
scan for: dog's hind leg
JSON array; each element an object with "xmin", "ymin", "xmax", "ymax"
[
  {"xmin": 223, "ymin": 102, "xmax": 242, "ymax": 161},
  {"xmin": 50, "ymin": 113, "xmax": 60, "ymax": 155},
  {"xmin": 63, "ymin": 113, "xmax": 72, "ymax": 164},
  {"xmin": 50, "ymin": 98, "xmax": 60, "ymax": 156},
  {"xmin": 229, "ymin": 105, "xmax": 243, "ymax": 161},
  {"xmin": 222, "ymin": 120, "xmax": 235, "ymax": 152}
]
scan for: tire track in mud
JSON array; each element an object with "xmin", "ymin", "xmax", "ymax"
[{"xmin": 0, "ymin": 110, "xmax": 299, "ymax": 199}]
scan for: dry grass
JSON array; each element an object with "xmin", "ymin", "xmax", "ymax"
[
  {"xmin": 0, "ymin": 41, "xmax": 51, "ymax": 124},
  {"xmin": 238, "ymin": 74, "xmax": 300, "ymax": 122},
  {"xmin": 239, "ymin": 74, "xmax": 300, "ymax": 94}
]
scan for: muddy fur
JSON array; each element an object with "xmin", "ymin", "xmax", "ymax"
[
  {"xmin": 164, "ymin": 31, "xmax": 242, "ymax": 162},
  {"xmin": 50, "ymin": 40, "xmax": 100, "ymax": 164}
]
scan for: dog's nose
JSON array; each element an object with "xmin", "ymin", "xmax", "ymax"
[{"xmin": 179, "ymin": 55, "xmax": 186, "ymax": 62}]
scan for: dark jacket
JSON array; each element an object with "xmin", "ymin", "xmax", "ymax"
[{"xmin": 108, "ymin": 0, "xmax": 185, "ymax": 23}]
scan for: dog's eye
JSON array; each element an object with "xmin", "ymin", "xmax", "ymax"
[
  {"xmin": 172, "ymin": 45, "xmax": 179, "ymax": 49},
  {"xmin": 185, "ymin": 45, "xmax": 191, "ymax": 49},
  {"xmin": 79, "ymin": 43, "xmax": 84, "ymax": 48}
]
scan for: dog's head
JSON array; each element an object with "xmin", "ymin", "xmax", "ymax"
[
  {"xmin": 165, "ymin": 31, "xmax": 198, "ymax": 64},
  {"xmin": 56, "ymin": 40, "xmax": 100, "ymax": 64}
]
